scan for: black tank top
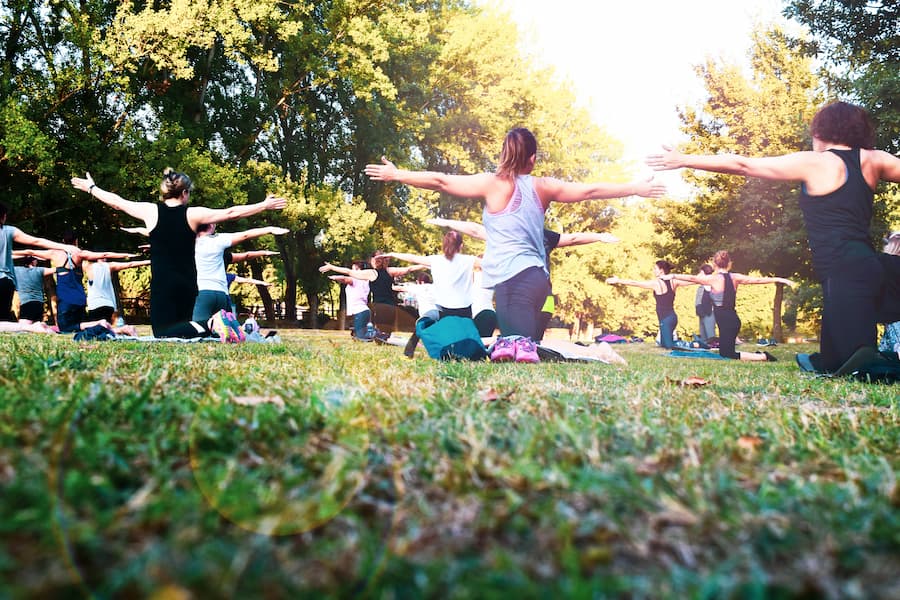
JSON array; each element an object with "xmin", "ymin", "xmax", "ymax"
[
  {"xmin": 654, "ymin": 279, "xmax": 675, "ymax": 319},
  {"xmin": 720, "ymin": 272, "xmax": 736, "ymax": 310},
  {"xmin": 370, "ymin": 268, "xmax": 396, "ymax": 305},
  {"xmin": 149, "ymin": 204, "xmax": 196, "ymax": 290},
  {"xmin": 798, "ymin": 148, "xmax": 875, "ymax": 278}
]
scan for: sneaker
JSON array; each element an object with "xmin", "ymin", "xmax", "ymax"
[
  {"xmin": 224, "ymin": 311, "xmax": 246, "ymax": 343},
  {"xmin": 490, "ymin": 336, "xmax": 516, "ymax": 362},
  {"xmin": 208, "ymin": 310, "xmax": 230, "ymax": 342},
  {"xmin": 756, "ymin": 338, "xmax": 769, "ymax": 346},
  {"xmin": 761, "ymin": 351, "xmax": 777, "ymax": 362},
  {"xmin": 514, "ymin": 337, "xmax": 540, "ymax": 363}
]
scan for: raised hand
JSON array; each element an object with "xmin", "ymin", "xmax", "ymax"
[
  {"xmin": 264, "ymin": 195, "xmax": 288, "ymax": 210},
  {"xmin": 364, "ymin": 156, "xmax": 398, "ymax": 182},
  {"xmin": 645, "ymin": 145, "xmax": 684, "ymax": 172},
  {"xmin": 319, "ymin": 262, "xmax": 334, "ymax": 273},
  {"xmin": 268, "ymin": 227, "xmax": 290, "ymax": 235},
  {"xmin": 606, "ymin": 276, "xmax": 620, "ymax": 285},
  {"xmin": 632, "ymin": 176, "xmax": 667, "ymax": 198},
  {"xmin": 71, "ymin": 172, "xmax": 96, "ymax": 194},
  {"xmin": 598, "ymin": 233, "xmax": 619, "ymax": 243}
]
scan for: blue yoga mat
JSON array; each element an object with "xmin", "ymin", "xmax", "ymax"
[{"xmin": 668, "ymin": 349, "xmax": 728, "ymax": 360}]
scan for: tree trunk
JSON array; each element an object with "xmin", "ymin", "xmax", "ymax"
[
  {"xmin": 248, "ymin": 261, "xmax": 274, "ymax": 321},
  {"xmin": 771, "ymin": 283, "xmax": 784, "ymax": 341},
  {"xmin": 308, "ymin": 293, "xmax": 319, "ymax": 329}
]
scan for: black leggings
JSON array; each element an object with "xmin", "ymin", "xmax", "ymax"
[
  {"xmin": 714, "ymin": 305, "xmax": 741, "ymax": 360},
  {"xmin": 494, "ymin": 266, "xmax": 551, "ymax": 340},
  {"xmin": 0, "ymin": 278, "xmax": 15, "ymax": 321}
]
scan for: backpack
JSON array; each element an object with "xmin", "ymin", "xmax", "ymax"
[
  {"xmin": 415, "ymin": 316, "xmax": 488, "ymax": 361},
  {"xmin": 696, "ymin": 288, "xmax": 714, "ymax": 317}
]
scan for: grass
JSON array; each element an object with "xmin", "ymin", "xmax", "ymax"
[{"xmin": 0, "ymin": 331, "xmax": 897, "ymax": 599}]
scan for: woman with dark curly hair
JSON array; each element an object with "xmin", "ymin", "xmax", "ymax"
[{"xmin": 648, "ymin": 101, "xmax": 900, "ymax": 373}]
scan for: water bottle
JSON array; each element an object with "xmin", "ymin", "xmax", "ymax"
[{"xmin": 365, "ymin": 322, "xmax": 376, "ymax": 340}]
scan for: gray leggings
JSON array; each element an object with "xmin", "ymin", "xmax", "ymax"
[{"xmin": 493, "ymin": 266, "xmax": 551, "ymax": 340}]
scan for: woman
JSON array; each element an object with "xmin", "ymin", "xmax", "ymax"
[
  {"xmin": 192, "ymin": 223, "xmax": 288, "ymax": 322},
  {"xmin": 320, "ymin": 253, "xmax": 424, "ymax": 334},
  {"xmin": 84, "ymin": 257, "xmax": 150, "ymax": 335},
  {"xmin": 12, "ymin": 255, "xmax": 55, "ymax": 324},
  {"xmin": 383, "ymin": 231, "xmax": 479, "ymax": 319},
  {"xmin": 648, "ymin": 101, "xmax": 900, "ymax": 373},
  {"xmin": 0, "ymin": 203, "xmax": 80, "ymax": 321},
  {"xmin": 667, "ymin": 250, "xmax": 795, "ymax": 361},
  {"xmin": 366, "ymin": 127, "xmax": 665, "ymax": 361},
  {"xmin": 71, "ymin": 169, "xmax": 286, "ymax": 338},
  {"xmin": 323, "ymin": 261, "xmax": 374, "ymax": 340},
  {"xmin": 606, "ymin": 260, "xmax": 690, "ymax": 349}
]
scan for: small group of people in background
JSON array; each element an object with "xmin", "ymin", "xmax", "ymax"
[{"xmin": 606, "ymin": 254, "xmax": 794, "ymax": 362}]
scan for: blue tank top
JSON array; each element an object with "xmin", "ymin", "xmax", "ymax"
[
  {"xmin": 481, "ymin": 175, "xmax": 547, "ymax": 288},
  {"xmin": 56, "ymin": 252, "xmax": 87, "ymax": 306},
  {"xmin": 654, "ymin": 279, "xmax": 675, "ymax": 319},
  {"xmin": 798, "ymin": 148, "xmax": 875, "ymax": 278}
]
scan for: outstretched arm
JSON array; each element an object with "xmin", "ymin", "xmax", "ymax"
[
  {"xmin": 426, "ymin": 218, "xmax": 487, "ymax": 240},
  {"xmin": 605, "ymin": 277, "xmax": 657, "ymax": 291},
  {"xmin": 731, "ymin": 273, "xmax": 797, "ymax": 288},
  {"xmin": 78, "ymin": 250, "xmax": 137, "ymax": 261},
  {"xmin": 366, "ymin": 157, "xmax": 495, "ymax": 199},
  {"xmin": 872, "ymin": 149, "xmax": 900, "ymax": 183},
  {"xmin": 227, "ymin": 226, "xmax": 289, "ymax": 246},
  {"xmin": 12, "ymin": 230, "xmax": 79, "ymax": 254},
  {"xmin": 71, "ymin": 173, "xmax": 157, "ymax": 225},
  {"xmin": 387, "ymin": 264, "xmax": 428, "ymax": 276},
  {"xmin": 232, "ymin": 275, "xmax": 272, "ymax": 287},
  {"xmin": 187, "ymin": 195, "xmax": 287, "ymax": 229},
  {"xmin": 121, "ymin": 226, "xmax": 149, "ymax": 237},
  {"xmin": 557, "ymin": 232, "xmax": 619, "ymax": 247},
  {"xmin": 229, "ymin": 250, "xmax": 279, "ymax": 264},
  {"xmin": 536, "ymin": 176, "xmax": 666, "ymax": 205},
  {"xmin": 13, "ymin": 249, "xmax": 56, "ymax": 260},
  {"xmin": 646, "ymin": 145, "xmax": 820, "ymax": 182},
  {"xmin": 319, "ymin": 263, "xmax": 377, "ymax": 281},
  {"xmin": 382, "ymin": 252, "xmax": 432, "ymax": 267},
  {"xmin": 108, "ymin": 260, "xmax": 151, "ymax": 272},
  {"xmin": 329, "ymin": 275, "xmax": 355, "ymax": 285}
]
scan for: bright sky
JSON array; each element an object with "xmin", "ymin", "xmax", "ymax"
[{"xmin": 494, "ymin": 0, "xmax": 791, "ymax": 196}]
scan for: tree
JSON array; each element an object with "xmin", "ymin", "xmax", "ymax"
[{"xmin": 785, "ymin": 0, "xmax": 900, "ymax": 153}]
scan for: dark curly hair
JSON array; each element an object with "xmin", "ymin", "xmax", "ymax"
[{"xmin": 810, "ymin": 101, "xmax": 875, "ymax": 149}]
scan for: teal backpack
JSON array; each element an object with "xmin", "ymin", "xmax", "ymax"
[{"xmin": 415, "ymin": 316, "xmax": 488, "ymax": 361}]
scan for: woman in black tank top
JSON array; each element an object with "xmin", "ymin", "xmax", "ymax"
[
  {"xmin": 648, "ymin": 102, "xmax": 900, "ymax": 374},
  {"xmin": 668, "ymin": 250, "xmax": 795, "ymax": 361},
  {"xmin": 72, "ymin": 169, "xmax": 286, "ymax": 338},
  {"xmin": 606, "ymin": 260, "xmax": 689, "ymax": 349}
]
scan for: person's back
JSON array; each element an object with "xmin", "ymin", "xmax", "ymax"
[
  {"xmin": 429, "ymin": 253, "xmax": 476, "ymax": 309},
  {"xmin": 149, "ymin": 203, "xmax": 197, "ymax": 332},
  {"xmin": 481, "ymin": 175, "xmax": 546, "ymax": 289},
  {"xmin": 86, "ymin": 261, "xmax": 117, "ymax": 312},
  {"xmin": 799, "ymin": 148, "xmax": 875, "ymax": 278}
]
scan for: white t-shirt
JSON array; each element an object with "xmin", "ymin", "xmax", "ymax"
[
  {"xmin": 195, "ymin": 233, "xmax": 234, "ymax": 294},
  {"xmin": 402, "ymin": 283, "xmax": 437, "ymax": 317},
  {"xmin": 345, "ymin": 278, "xmax": 370, "ymax": 316},
  {"xmin": 429, "ymin": 253, "xmax": 476, "ymax": 309}
]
